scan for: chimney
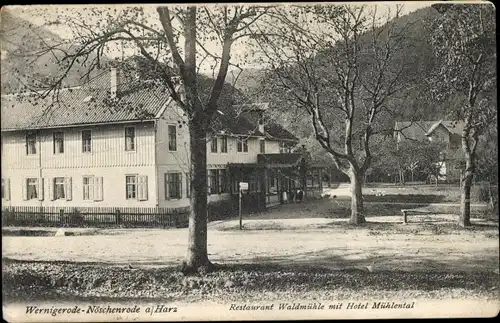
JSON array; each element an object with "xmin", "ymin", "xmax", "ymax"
[
  {"xmin": 258, "ymin": 110, "xmax": 265, "ymax": 134},
  {"xmin": 171, "ymin": 76, "xmax": 185, "ymax": 102},
  {"xmin": 110, "ymin": 68, "xmax": 118, "ymax": 98}
]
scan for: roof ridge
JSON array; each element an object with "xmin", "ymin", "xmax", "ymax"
[{"xmin": 1, "ymin": 86, "xmax": 82, "ymax": 97}]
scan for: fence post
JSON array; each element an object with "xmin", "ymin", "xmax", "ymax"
[
  {"xmin": 3, "ymin": 208, "xmax": 10, "ymax": 226},
  {"xmin": 59, "ymin": 209, "xmax": 64, "ymax": 226},
  {"xmin": 115, "ymin": 209, "xmax": 121, "ymax": 225}
]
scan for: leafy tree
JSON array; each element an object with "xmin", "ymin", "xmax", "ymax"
[
  {"xmin": 430, "ymin": 3, "xmax": 496, "ymax": 226},
  {"xmin": 2, "ymin": 4, "xmax": 270, "ymax": 273}
]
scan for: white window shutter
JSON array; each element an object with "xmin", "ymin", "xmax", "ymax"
[
  {"xmin": 207, "ymin": 174, "xmax": 211, "ymax": 195},
  {"xmin": 5, "ymin": 179, "xmax": 11, "ymax": 201},
  {"xmin": 48, "ymin": 178, "xmax": 54, "ymax": 201},
  {"xmin": 178, "ymin": 173, "xmax": 183, "ymax": 199},
  {"xmin": 22, "ymin": 179, "xmax": 27, "ymax": 201},
  {"xmin": 65, "ymin": 177, "xmax": 72, "ymax": 201},
  {"xmin": 38, "ymin": 178, "xmax": 44, "ymax": 201},
  {"xmin": 94, "ymin": 177, "xmax": 103, "ymax": 201},
  {"xmin": 138, "ymin": 175, "xmax": 148, "ymax": 201},
  {"xmin": 218, "ymin": 170, "xmax": 222, "ymax": 194},
  {"xmin": 165, "ymin": 173, "xmax": 170, "ymax": 200},
  {"xmin": 137, "ymin": 176, "xmax": 143, "ymax": 201}
]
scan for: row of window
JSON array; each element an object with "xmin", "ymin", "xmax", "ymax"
[
  {"xmin": 1, "ymin": 170, "xmax": 231, "ymax": 202},
  {"xmin": 25, "ymin": 125, "xmax": 178, "ymax": 155},
  {"xmin": 210, "ymin": 136, "xmax": 250, "ymax": 154}
]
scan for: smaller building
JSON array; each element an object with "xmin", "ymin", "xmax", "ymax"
[{"xmin": 394, "ymin": 120, "xmax": 465, "ymax": 182}]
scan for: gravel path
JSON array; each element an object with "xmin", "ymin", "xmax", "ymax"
[{"xmin": 3, "ymin": 217, "xmax": 498, "ymax": 273}]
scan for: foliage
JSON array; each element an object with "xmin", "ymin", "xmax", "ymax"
[
  {"xmin": 429, "ymin": 3, "xmax": 496, "ymax": 225},
  {"xmin": 370, "ymin": 136, "xmax": 448, "ymax": 184}
]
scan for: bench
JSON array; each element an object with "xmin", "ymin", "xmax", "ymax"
[{"xmin": 401, "ymin": 209, "xmax": 435, "ymax": 224}]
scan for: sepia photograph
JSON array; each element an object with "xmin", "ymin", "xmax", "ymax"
[{"xmin": 1, "ymin": 1, "xmax": 498, "ymax": 321}]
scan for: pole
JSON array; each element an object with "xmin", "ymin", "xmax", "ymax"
[{"xmin": 239, "ymin": 187, "xmax": 242, "ymax": 230}]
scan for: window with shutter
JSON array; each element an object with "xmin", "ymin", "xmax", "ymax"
[
  {"xmin": 83, "ymin": 176, "xmax": 94, "ymax": 200},
  {"xmin": 166, "ymin": 173, "xmax": 181, "ymax": 199},
  {"xmin": 54, "ymin": 177, "xmax": 65, "ymax": 199},
  {"xmin": 26, "ymin": 178, "xmax": 38, "ymax": 200},
  {"xmin": 126, "ymin": 175, "xmax": 137, "ymax": 199}
]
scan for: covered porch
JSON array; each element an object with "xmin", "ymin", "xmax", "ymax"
[{"xmin": 227, "ymin": 153, "xmax": 325, "ymax": 213}]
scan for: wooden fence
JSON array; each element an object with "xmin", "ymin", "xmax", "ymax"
[{"xmin": 1, "ymin": 206, "xmax": 190, "ymax": 228}]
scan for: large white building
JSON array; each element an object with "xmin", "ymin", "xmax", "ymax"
[{"xmin": 1, "ymin": 68, "xmax": 305, "ymax": 210}]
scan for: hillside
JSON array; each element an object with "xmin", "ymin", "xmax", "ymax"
[{"xmin": 1, "ymin": 9, "xmax": 109, "ymax": 93}]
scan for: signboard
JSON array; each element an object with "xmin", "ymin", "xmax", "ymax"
[{"xmin": 239, "ymin": 182, "xmax": 248, "ymax": 190}]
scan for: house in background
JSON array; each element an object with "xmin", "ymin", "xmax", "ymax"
[
  {"xmin": 394, "ymin": 120, "xmax": 466, "ymax": 181},
  {"xmin": 1, "ymin": 67, "xmax": 322, "ymax": 212}
]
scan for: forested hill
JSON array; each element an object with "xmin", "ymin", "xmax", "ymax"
[
  {"xmin": 227, "ymin": 7, "xmax": 447, "ymax": 137},
  {"xmin": 1, "ymin": 10, "xmax": 109, "ymax": 94}
]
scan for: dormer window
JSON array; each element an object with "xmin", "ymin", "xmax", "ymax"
[
  {"xmin": 279, "ymin": 141, "xmax": 291, "ymax": 153},
  {"xmin": 237, "ymin": 137, "xmax": 248, "ymax": 153}
]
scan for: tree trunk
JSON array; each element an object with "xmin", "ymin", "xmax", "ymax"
[
  {"xmin": 349, "ymin": 170, "xmax": 366, "ymax": 225},
  {"xmin": 459, "ymin": 168, "xmax": 473, "ymax": 227},
  {"xmin": 183, "ymin": 123, "xmax": 213, "ymax": 274}
]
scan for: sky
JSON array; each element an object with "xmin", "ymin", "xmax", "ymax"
[{"xmin": 4, "ymin": 2, "xmax": 436, "ymax": 74}]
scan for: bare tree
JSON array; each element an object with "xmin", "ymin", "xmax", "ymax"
[
  {"xmin": 2, "ymin": 4, "xmax": 270, "ymax": 273},
  {"xmin": 430, "ymin": 3, "xmax": 496, "ymax": 227},
  {"xmin": 253, "ymin": 4, "xmax": 412, "ymax": 224}
]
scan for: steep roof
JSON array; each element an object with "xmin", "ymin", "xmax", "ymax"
[
  {"xmin": 230, "ymin": 102, "xmax": 298, "ymax": 142},
  {"xmin": 394, "ymin": 120, "xmax": 465, "ymax": 141},
  {"xmin": 1, "ymin": 70, "xmax": 170, "ymax": 131}
]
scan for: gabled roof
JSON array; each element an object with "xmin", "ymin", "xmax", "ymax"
[
  {"xmin": 425, "ymin": 120, "xmax": 465, "ymax": 136},
  {"xmin": 394, "ymin": 120, "xmax": 465, "ymax": 141},
  {"xmin": 230, "ymin": 103, "xmax": 298, "ymax": 142}
]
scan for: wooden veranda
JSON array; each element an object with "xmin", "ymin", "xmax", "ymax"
[{"xmin": 227, "ymin": 153, "xmax": 325, "ymax": 212}]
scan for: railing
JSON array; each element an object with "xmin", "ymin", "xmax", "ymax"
[{"xmin": 1, "ymin": 206, "xmax": 190, "ymax": 228}]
